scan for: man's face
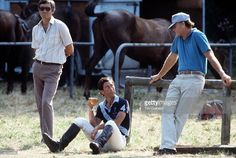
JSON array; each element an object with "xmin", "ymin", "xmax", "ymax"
[
  {"xmin": 100, "ymin": 80, "xmax": 115, "ymax": 98},
  {"xmin": 38, "ymin": 3, "xmax": 54, "ymax": 20},
  {"xmin": 172, "ymin": 22, "xmax": 185, "ymax": 36}
]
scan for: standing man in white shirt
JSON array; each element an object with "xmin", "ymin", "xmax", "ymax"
[{"xmin": 31, "ymin": 0, "xmax": 74, "ymax": 140}]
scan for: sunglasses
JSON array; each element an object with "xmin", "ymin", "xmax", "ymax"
[{"xmin": 39, "ymin": 6, "xmax": 51, "ymax": 12}]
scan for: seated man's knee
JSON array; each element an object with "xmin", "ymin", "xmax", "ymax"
[
  {"xmin": 105, "ymin": 120, "xmax": 116, "ymax": 127},
  {"xmin": 73, "ymin": 117, "xmax": 87, "ymax": 128}
]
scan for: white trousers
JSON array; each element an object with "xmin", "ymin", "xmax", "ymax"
[
  {"xmin": 74, "ymin": 118, "xmax": 126, "ymax": 151},
  {"xmin": 160, "ymin": 74, "xmax": 205, "ymax": 150}
]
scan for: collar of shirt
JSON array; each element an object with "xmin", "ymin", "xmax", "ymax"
[
  {"xmin": 184, "ymin": 27, "xmax": 196, "ymax": 40},
  {"xmin": 36, "ymin": 16, "xmax": 55, "ymax": 27},
  {"xmin": 178, "ymin": 27, "xmax": 196, "ymax": 41},
  {"xmin": 100, "ymin": 95, "xmax": 119, "ymax": 110}
]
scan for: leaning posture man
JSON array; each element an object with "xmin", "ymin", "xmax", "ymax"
[
  {"xmin": 31, "ymin": 0, "xmax": 74, "ymax": 139},
  {"xmin": 150, "ymin": 12, "xmax": 232, "ymax": 154},
  {"xmin": 43, "ymin": 77, "xmax": 130, "ymax": 154}
]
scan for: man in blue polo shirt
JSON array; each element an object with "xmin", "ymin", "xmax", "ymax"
[
  {"xmin": 43, "ymin": 77, "xmax": 130, "ymax": 154},
  {"xmin": 150, "ymin": 12, "xmax": 231, "ymax": 155}
]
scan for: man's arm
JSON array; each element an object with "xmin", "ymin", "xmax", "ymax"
[
  {"xmin": 88, "ymin": 107, "xmax": 102, "ymax": 127},
  {"xmin": 87, "ymin": 100, "xmax": 102, "ymax": 127},
  {"xmin": 65, "ymin": 44, "xmax": 74, "ymax": 57},
  {"xmin": 88, "ymin": 106, "xmax": 103, "ymax": 140},
  {"xmin": 114, "ymin": 111, "xmax": 126, "ymax": 126},
  {"xmin": 89, "ymin": 111, "xmax": 126, "ymax": 130},
  {"xmin": 91, "ymin": 111, "xmax": 126, "ymax": 132},
  {"xmin": 150, "ymin": 52, "xmax": 178, "ymax": 84},
  {"xmin": 204, "ymin": 50, "xmax": 231, "ymax": 86},
  {"xmin": 90, "ymin": 122, "xmax": 104, "ymax": 140}
]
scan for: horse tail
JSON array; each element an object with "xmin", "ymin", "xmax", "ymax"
[{"xmin": 85, "ymin": 0, "xmax": 105, "ymax": 18}]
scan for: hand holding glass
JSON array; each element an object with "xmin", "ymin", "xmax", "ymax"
[{"xmin": 88, "ymin": 97, "xmax": 99, "ymax": 107}]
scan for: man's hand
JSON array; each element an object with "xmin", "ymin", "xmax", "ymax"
[
  {"xmin": 221, "ymin": 73, "xmax": 232, "ymax": 87},
  {"xmin": 65, "ymin": 44, "xmax": 74, "ymax": 57},
  {"xmin": 91, "ymin": 126, "xmax": 99, "ymax": 140},
  {"xmin": 149, "ymin": 74, "xmax": 162, "ymax": 84},
  {"xmin": 87, "ymin": 99, "xmax": 94, "ymax": 109}
]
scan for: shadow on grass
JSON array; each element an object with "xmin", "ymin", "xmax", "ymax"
[{"xmin": 0, "ymin": 148, "xmax": 17, "ymax": 155}]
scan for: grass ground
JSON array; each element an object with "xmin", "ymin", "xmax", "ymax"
[{"xmin": 0, "ymin": 82, "xmax": 236, "ymax": 157}]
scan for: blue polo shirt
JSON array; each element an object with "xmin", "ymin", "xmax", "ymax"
[{"xmin": 171, "ymin": 28, "xmax": 211, "ymax": 74}]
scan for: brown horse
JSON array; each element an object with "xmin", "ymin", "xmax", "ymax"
[
  {"xmin": 83, "ymin": 0, "xmax": 176, "ymax": 99},
  {"xmin": 0, "ymin": 8, "xmax": 40, "ymax": 94},
  {"xmin": 52, "ymin": 1, "xmax": 82, "ymax": 87}
]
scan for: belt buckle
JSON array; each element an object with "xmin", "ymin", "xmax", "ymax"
[
  {"xmin": 179, "ymin": 71, "xmax": 188, "ymax": 75},
  {"xmin": 36, "ymin": 59, "xmax": 43, "ymax": 64}
]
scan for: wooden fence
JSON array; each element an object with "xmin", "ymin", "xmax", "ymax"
[{"xmin": 124, "ymin": 76, "xmax": 236, "ymax": 145}]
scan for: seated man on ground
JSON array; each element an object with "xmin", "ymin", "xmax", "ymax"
[{"xmin": 43, "ymin": 77, "xmax": 130, "ymax": 154}]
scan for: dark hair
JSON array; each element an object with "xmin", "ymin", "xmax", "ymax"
[
  {"xmin": 184, "ymin": 20, "xmax": 195, "ymax": 28},
  {"xmin": 97, "ymin": 77, "xmax": 114, "ymax": 90},
  {"xmin": 38, "ymin": 0, "xmax": 56, "ymax": 12}
]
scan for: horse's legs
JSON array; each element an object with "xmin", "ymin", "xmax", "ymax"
[
  {"xmin": 5, "ymin": 44, "xmax": 15, "ymax": 94},
  {"xmin": 6, "ymin": 61, "xmax": 14, "ymax": 94},
  {"xmin": 84, "ymin": 20, "xmax": 110, "ymax": 99},
  {"xmin": 20, "ymin": 61, "xmax": 30, "ymax": 94},
  {"xmin": 0, "ymin": 47, "xmax": 6, "ymax": 80},
  {"xmin": 0, "ymin": 61, "xmax": 5, "ymax": 79},
  {"xmin": 111, "ymin": 49, "xmax": 126, "ymax": 84},
  {"xmin": 84, "ymin": 43, "xmax": 108, "ymax": 99}
]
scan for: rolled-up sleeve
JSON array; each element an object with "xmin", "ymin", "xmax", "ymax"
[
  {"xmin": 194, "ymin": 31, "xmax": 211, "ymax": 54},
  {"xmin": 59, "ymin": 23, "xmax": 73, "ymax": 47}
]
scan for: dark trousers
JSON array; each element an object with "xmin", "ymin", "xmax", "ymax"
[{"xmin": 32, "ymin": 61, "xmax": 62, "ymax": 138}]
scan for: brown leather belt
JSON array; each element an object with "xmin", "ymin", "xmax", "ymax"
[
  {"xmin": 35, "ymin": 59, "xmax": 61, "ymax": 66},
  {"xmin": 178, "ymin": 70, "xmax": 205, "ymax": 77}
]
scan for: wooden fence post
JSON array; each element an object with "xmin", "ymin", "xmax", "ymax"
[
  {"xmin": 124, "ymin": 77, "xmax": 134, "ymax": 143},
  {"xmin": 221, "ymin": 86, "xmax": 232, "ymax": 145},
  {"xmin": 124, "ymin": 76, "xmax": 235, "ymax": 146},
  {"xmin": 125, "ymin": 77, "xmax": 134, "ymax": 116}
]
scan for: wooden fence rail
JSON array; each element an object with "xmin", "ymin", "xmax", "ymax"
[{"xmin": 124, "ymin": 76, "xmax": 236, "ymax": 145}]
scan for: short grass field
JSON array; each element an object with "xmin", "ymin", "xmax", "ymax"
[{"xmin": 0, "ymin": 81, "xmax": 236, "ymax": 158}]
